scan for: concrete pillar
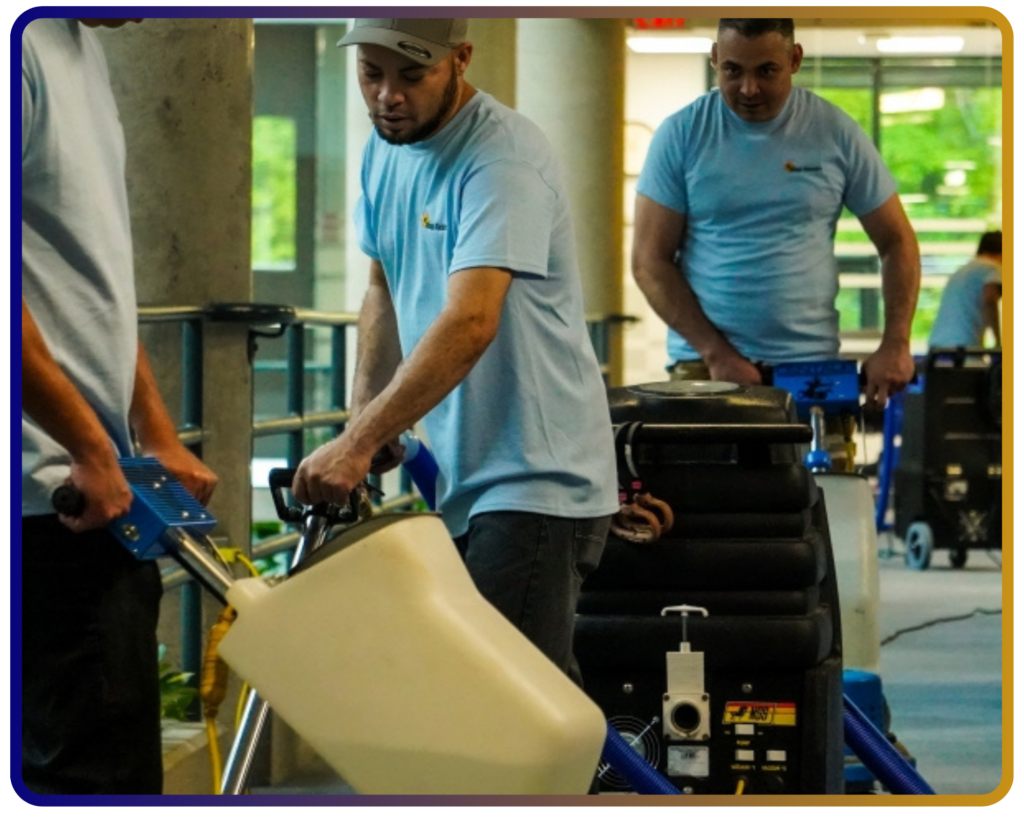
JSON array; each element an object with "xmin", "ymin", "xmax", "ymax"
[
  {"xmin": 314, "ymin": 25, "xmax": 349, "ymax": 314},
  {"xmin": 97, "ymin": 19, "xmax": 254, "ymax": 552},
  {"xmin": 516, "ymin": 18, "xmax": 626, "ymax": 384},
  {"xmin": 465, "ymin": 18, "xmax": 516, "ymax": 108},
  {"xmin": 344, "ymin": 40, "xmax": 375, "ymax": 314},
  {"xmin": 97, "ymin": 22, "xmax": 255, "ymax": 748}
]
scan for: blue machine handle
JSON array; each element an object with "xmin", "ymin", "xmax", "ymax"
[{"xmin": 400, "ymin": 432, "xmax": 439, "ymax": 509}]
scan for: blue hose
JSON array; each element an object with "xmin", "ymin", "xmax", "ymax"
[
  {"xmin": 601, "ymin": 723, "xmax": 682, "ymax": 795},
  {"xmin": 843, "ymin": 693, "xmax": 936, "ymax": 795}
]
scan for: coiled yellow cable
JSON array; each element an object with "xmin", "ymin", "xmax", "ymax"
[
  {"xmin": 200, "ymin": 548, "xmax": 262, "ymax": 793},
  {"xmin": 201, "ymin": 605, "xmax": 237, "ymax": 794}
]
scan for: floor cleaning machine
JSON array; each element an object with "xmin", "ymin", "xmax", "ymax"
[
  {"xmin": 886, "ymin": 347, "xmax": 1003, "ymax": 570},
  {"xmin": 52, "ymin": 458, "xmax": 609, "ymax": 796},
  {"xmin": 574, "ymin": 373, "xmax": 934, "ymax": 796},
  {"xmin": 575, "ymin": 380, "xmax": 847, "ymax": 795}
]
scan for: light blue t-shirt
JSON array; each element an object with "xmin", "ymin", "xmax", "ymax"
[
  {"xmin": 637, "ymin": 87, "xmax": 897, "ymax": 365},
  {"xmin": 929, "ymin": 258, "xmax": 1001, "ymax": 347},
  {"xmin": 22, "ymin": 19, "xmax": 138, "ymax": 516},
  {"xmin": 356, "ymin": 91, "xmax": 619, "ymax": 537}
]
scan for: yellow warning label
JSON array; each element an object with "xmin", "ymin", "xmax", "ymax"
[{"xmin": 723, "ymin": 702, "xmax": 797, "ymax": 726}]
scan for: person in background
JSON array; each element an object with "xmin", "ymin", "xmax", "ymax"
[
  {"xmin": 631, "ymin": 17, "xmax": 921, "ymax": 410},
  {"xmin": 929, "ymin": 230, "xmax": 1002, "ymax": 348},
  {"xmin": 22, "ymin": 17, "xmax": 217, "ymax": 794}
]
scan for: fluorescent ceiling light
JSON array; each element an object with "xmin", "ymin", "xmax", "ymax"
[
  {"xmin": 628, "ymin": 36, "xmax": 714, "ymax": 54},
  {"xmin": 875, "ymin": 36, "xmax": 965, "ymax": 54}
]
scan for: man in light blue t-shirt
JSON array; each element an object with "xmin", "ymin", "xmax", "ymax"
[
  {"xmin": 292, "ymin": 19, "xmax": 618, "ymax": 688},
  {"xmin": 633, "ymin": 18, "xmax": 921, "ymax": 409},
  {"xmin": 929, "ymin": 231, "xmax": 1002, "ymax": 348},
  {"xmin": 22, "ymin": 18, "xmax": 217, "ymax": 794}
]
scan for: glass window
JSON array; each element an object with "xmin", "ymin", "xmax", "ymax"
[
  {"xmin": 794, "ymin": 57, "xmax": 1002, "ymax": 349},
  {"xmin": 252, "ymin": 115, "xmax": 298, "ymax": 271}
]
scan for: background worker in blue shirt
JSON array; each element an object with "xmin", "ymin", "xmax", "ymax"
[
  {"xmin": 929, "ymin": 230, "xmax": 1002, "ymax": 349},
  {"xmin": 632, "ymin": 17, "xmax": 922, "ymax": 411}
]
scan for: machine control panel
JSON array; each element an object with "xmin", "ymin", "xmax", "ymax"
[{"xmin": 773, "ymin": 360, "xmax": 861, "ymax": 420}]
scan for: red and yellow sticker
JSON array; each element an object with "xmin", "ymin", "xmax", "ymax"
[{"xmin": 723, "ymin": 701, "xmax": 797, "ymax": 726}]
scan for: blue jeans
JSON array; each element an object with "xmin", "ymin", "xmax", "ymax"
[
  {"xmin": 453, "ymin": 511, "xmax": 609, "ymax": 688},
  {"xmin": 21, "ymin": 515, "xmax": 164, "ymax": 795}
]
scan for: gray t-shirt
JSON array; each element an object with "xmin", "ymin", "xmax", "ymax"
[
  {"xmin": 356, "ymin": 91, "xmax": 618, "ymax": 537},
  {"xmin": 22, "ymin": 19, "xmax": 138, "ymax": 515}
]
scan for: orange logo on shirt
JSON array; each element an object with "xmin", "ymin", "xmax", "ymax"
[
  {"xmin": 784, "ymin": 160, "xmax": 823, "ymax": 173},
  {"xmin": 421, "ymin": 212, "xmax": 447, "ymax": 231}
]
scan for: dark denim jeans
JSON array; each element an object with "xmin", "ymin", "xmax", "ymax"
[
  {"xmin": 21, "ymin": 515, "xmax": 164, "ymax": 795},
  {"xmin": 453, "ymin": 511, "xmax": 610, "ymax": 688}
]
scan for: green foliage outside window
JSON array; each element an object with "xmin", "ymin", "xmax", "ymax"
[
  {"xmin": 808, "ymin": 65, "xmax": 1001, "ymax": 346},
  {"xmin": 880, "ymin": 87, "xmax": 1001, "ymax": 222},
  {"xmin": 252, "ymin": 116, "xmax": 298, "ymax": 269}
]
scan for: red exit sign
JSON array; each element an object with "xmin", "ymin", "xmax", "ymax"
[{"xmin": 633, "ymin": 18, "xmax": 687, "ymax": 30}]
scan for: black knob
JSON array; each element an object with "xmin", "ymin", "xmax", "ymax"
[{"xmin": 52, "ymin": 485, "xmax": 86, "ymax": 517}]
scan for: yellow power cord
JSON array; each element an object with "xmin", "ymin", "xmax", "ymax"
[
  {"xmin": 735, "ymin": 778, "xmax": 746, "ymax": 795},
  {"xmin": 197, "ymin": 547, "xmax": 262, "ymax": 794},
  {"xmin": 235, "ymin": 682, "xmax": 251, "ymax": 731},
  {"xmin": 842, "ymin": 414, "xmax": 858, "ymax": 473},
  {"xmin": 200, "ymin": 605, "xmax": 237, "ymax": 794}
]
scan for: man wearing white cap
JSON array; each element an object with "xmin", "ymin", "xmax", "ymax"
[{"xmin": 293, "ymin": 19, "xmax": 618, "ymax": 688}]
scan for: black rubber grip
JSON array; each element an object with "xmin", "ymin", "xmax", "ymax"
[
  {"xmin": 52, "ymin": 485, "xmax": 86, "ymax": 517},
  {"xmin": 268, "ymin": 468, "xmax": 304, "ymax": 523}
]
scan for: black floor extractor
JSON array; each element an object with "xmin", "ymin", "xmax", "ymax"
[
  {"xmin": 576, "ymin": 380, "xmax": 845, "ymax": 795},
  {"xmin": 895, "ymin": 347, "xmax": 1002, "ymax": 570}
]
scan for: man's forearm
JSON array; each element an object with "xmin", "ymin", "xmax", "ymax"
[
  {"xmin": 22, "ymin": 299, "xmax": 113, "ymax": 462},
  {"xmin": 878, "ymin": 244, "xmax": 921, "ymax": 346},
  {"xmin": 634, "ymin": 257, "xmax": 735, "ymax": 363},
  {"xmin": 345, "ymin": 303, "xmax": 497, "ymax": 461},
  {"xmin": 350, "ymin": 278, "xmax": 403, "ymax": 419},
  {"xmin": 859, "ymin": 195, "xmax": 921, "ymax": 348},
  {"xmin": 983, "ymin": 300, "xmax": 1001, "ymax": 346},
  {"xmin": 129, "ymin": 342, "xmax": 218, "ymax": 503},
  {"xmin": 129, "ymin": 343, "xmax": 183, "ymax": 452}
]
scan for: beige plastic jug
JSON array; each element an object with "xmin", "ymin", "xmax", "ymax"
[
  {"xmin": 815, "ymin": 473, "xmax": 881, "ymax": 674},
  {"xmin": 217, "ymin": 513, "xmax": 607, "ymax": 795}
]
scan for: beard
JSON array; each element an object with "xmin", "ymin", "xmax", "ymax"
[{"xmin": 372, "ymin": 64, "xmax": 460, "ymax": 146}]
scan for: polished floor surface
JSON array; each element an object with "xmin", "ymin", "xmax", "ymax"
[{"xmin": 874, "ymin": 538, "xmax": 1004, "ymax": 797}]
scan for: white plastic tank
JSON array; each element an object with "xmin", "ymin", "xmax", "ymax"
[
  {"xmin": 814, "ymin": 473, "xmax": 881, "ymax": 674},
  {"xmin": 217, "ymin": 513, "xmax": 607, "ymax": 795}
]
